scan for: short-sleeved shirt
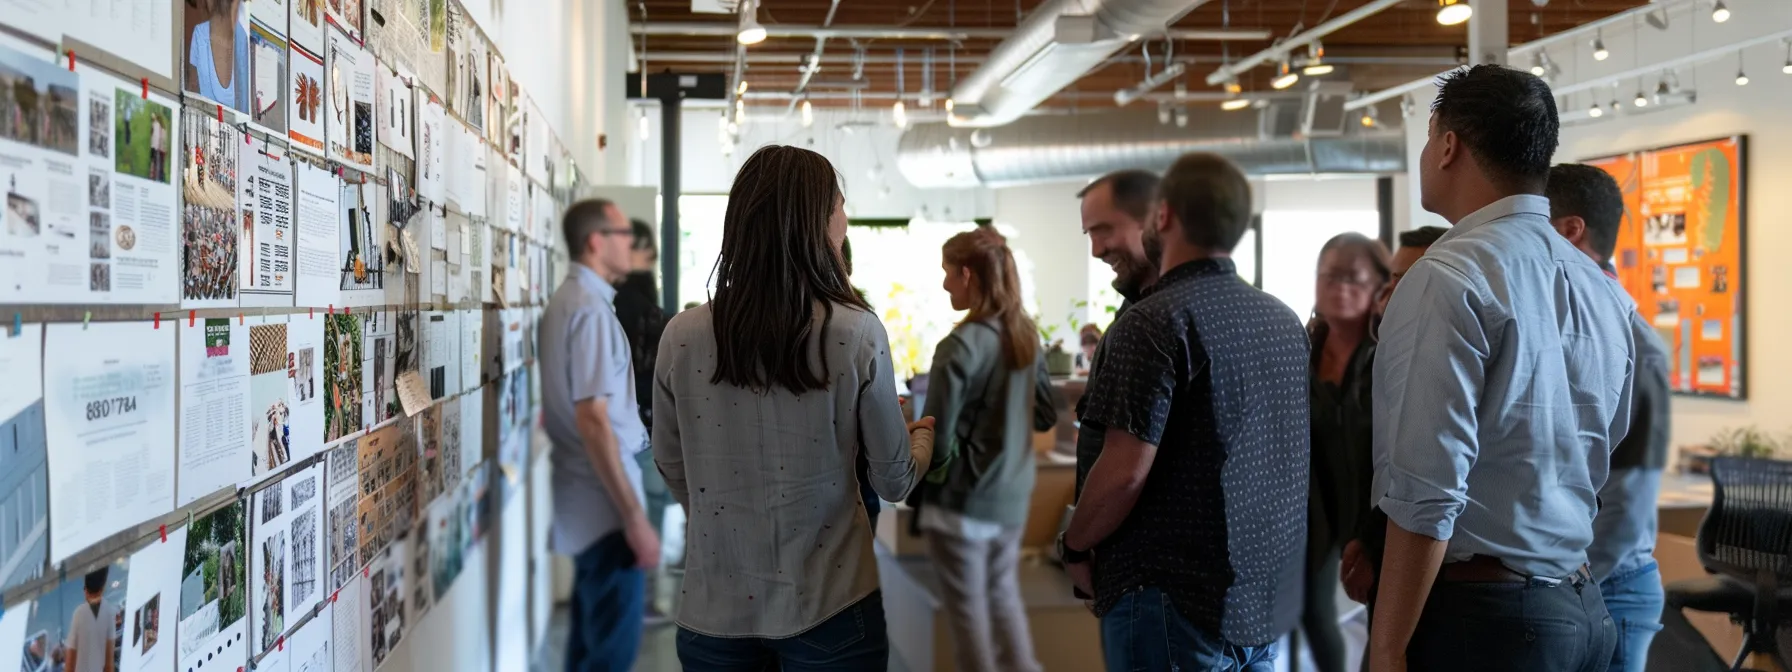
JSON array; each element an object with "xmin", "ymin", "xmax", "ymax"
[
  {"xmin": 1078, "ymin": 258, "xmax": 1310, "ymax": 647},
  {"xmin": 540, "ymin": 264, "xmax": 649, "ymax": 556},
  {"xmin": 67, "ymin": 599, "xmax": 117, "ymax": 672}
]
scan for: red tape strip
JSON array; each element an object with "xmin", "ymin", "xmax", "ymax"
[
  {"xmin": 140, "ymin": 78, "xmax": 148, "ymax": 99},
  {"xmin": 188, "ymin": 310, "xmax": 195, "ymax": 327},
  {"xmin": 216, "ymin": 104, "xmax": 222, "ymax": 123},
  {"xmin": 158, "ymin": 525, "xmax": 166, "ymax": 543},
  {"xmin": 153, "ymin": 312, "xmax": 160, "ymax": 329},
  {"xmin": 66, "ymin": 50, "xmax": 73, "ymax": 71}
]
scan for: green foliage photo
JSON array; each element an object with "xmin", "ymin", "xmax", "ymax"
[{"xmin": 182, "ymin": 500, "xmax": 248, "ymax": 625}]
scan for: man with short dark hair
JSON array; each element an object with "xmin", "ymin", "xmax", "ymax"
[
  {"xmin": 1062, "ymin": 153, "xmax": 1309, "ymax": 671},
  {"xmin": 613, "ymin": 217, "xmax": 671, "ymax": 627},
  {"xmin": 542, "ymin": 199, "xmax": 658, "ymax": 671},
  {"xmin": 1078, "ymin": 169, "xmax": 1163, "ymax": 302},
  {"xmin": 1371, "ymin": 66, "xmax": 1638, "ymax": 671},
  {"xmin": 1548, "ymin": 163, "xmax": 1671, "ymax": 672}
]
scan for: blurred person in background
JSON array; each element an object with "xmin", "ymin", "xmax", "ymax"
[
  {"xmin": 915, "ymin": 228, "xmax": 1057, "ymax": 672},
  {"xmin": 654, "ymin": 146, "xmax": 936, "ymax": 669},
  {"xmin": 1301, "ymin": 233, "xmax": 1390, "ymax": 672},
  {"xmin": 614, "ymin": 217, "xmax": 671, "ymax": 626},
  {"xmin": 1074, "ymin": 323, "xmax": 1101, "ymax": 376}
]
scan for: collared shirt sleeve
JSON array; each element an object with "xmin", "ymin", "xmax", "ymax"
[
  {"xmin": 1373, "ymin": 260, "xmax": 1491, "ymax": 542},
  {"xmin": 1081, "ymin": 308, "xmax": 1180, "ymax": 446},
  {"xmin": 858, "ymin": 317, "xmax": 922, "ymax": 501},
  {"xmin": 568, "ymin": 307, "xmax": 629, "ymax": 405}
]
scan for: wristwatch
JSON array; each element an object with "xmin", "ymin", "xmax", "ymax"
[{"xmin": 1056, "ymin": 532, "xmax": 1091, "ymax": 564}]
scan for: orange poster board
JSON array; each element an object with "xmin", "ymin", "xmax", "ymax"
[{"xmin": 1587, "ymin": 136, "xmax": 1746, "ymax": 399}]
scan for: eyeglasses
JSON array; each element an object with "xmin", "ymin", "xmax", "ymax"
[
  {"xmin": 596, "ymin": 229, "xmax": 635, "ymax": 238},
  {"xmin": 1318, "ymin": 272, "xmax": 1377, "ymax": 288}
]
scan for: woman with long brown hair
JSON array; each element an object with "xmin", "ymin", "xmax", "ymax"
[
  {"xmin": 652, "ymin": 145, "xmax": 935, "ymax": 669},
  {"xmin": 1300, "ymin": 232, "xmax": 1390, "ymax": 672},
  {"xmin": 915, "ymin": 227, "xmax": 1054, "ymax": 672}
]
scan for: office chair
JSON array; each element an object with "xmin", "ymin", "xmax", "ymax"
[{"xmin": 1664, "ymin": 456, "xmax": 1792, "ymax": 671}]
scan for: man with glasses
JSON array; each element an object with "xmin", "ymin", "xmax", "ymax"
[{"xmin": 541, "ymin": 199, "xmax": 659, "ymax": 671}]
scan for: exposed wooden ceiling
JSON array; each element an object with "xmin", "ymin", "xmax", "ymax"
[{"xmin": 633, "ymin": 0, "xmax": 1651, "ymax": 109}]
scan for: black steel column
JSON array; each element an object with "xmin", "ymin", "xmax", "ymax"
[
  {"xmin": 660, "ymin": 98, "xmax": 681, "ymax": 315},
  {"xmin": 1377, "ymin": 176, "xmax": 1395, "ymax": 249}
]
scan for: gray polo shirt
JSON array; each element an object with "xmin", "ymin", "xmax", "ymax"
[{"xmin": 540, "ymin": 264, "xmax": 648, "ymax": 556}]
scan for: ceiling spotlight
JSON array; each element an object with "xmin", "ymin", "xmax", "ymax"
[
  {"xmin": 736, "ymin": 80, "xmax": 749, "ymax": 95},
  {"xmin": 1784, "ymin": 41, "xmax": 1792, "ymax": 74},
  {"xmin": 1531, "ymin": 52, "xmax": 1547, "ymax": 76},
  {"xmin": 1173, "ymin": 82, "xmax": 1187, "ymax": 99},
  {"xmin": 1302, "ymin": 42, "xmax": 1333, "ymax": 76},
  {"xmin": 1157, "ymin": 102, "xmax": 1172, "ymax": 125},
  {"xmin": 1634, "ymin": 87, "xmax": 1649, "ymax": 108},
  {"xmin": 1588, "ymin": 102, "xmax": 1604, "ymax": 118},
  {"xmin": 1221, "ymin": 97, "xmax": 1251, "ymax": 111},
  {"xmin": 1360, "ymin": 106, "xmax": 1378, "ymax": 128},
  {"xmin": 892, "ymin": 100, "xmax": 908, "ymax": 128},
  {"xmin": 1271, "ymin": 60, "xmax": 1300, "ymax": 90},
  {"xmin": 735, "ymin": 98, "xmax": 746, "ymax": 124},
  {"xmin": 800, "ymin": 99, "xmax": 813, "ymax": 128},
  {"xmin": 1712, "ymin": 0, "xmax": 1730, "ymax": 23},
  {"xmin": 944, "ymin": 98, "xmax": 956, "ymax": 113},
  {"xmin": 1436, "ymin": 0, "xmax": 1473, "ymax": 26},
  {"xmin": 637, "ymin": 108, "xmax": 650, "ymax": 141},
  {"xmin": 1223, "ymin": 79, "xmax": 1242, "ymax": 95},
  {"xmin": 1736, "ymin": 53, "xmax": 1749, "ymax": 86},
  {"xmin": 1173, "ymin": 106, "xmax": 1189, "ymax": 128},
  {"xmin": 1593, "ymin": 31, "xmax": 1609, "ymax": 61},
  {"xmin": 736, "ymin": 0, "xmax": 767, "ymax": 45},
  {"xmin": 1646, "ymin": 7, "xmax": 1671, "ymax": 30}
]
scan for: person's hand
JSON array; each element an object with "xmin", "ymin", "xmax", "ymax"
[
  {"xmin": 1066, "ymin": 558, "xmax": 1095, "ymax": 610},
  {"xmin": 1341, "ymin": 539, "xmax": 1375, "ymax": 604},
  {"xmin": 624, "ymin": 515, "xmax": 661, "ymax": 570},
  {"xmin": 908, "ymin": 416, "xmax": 936, "ymax": 472}
]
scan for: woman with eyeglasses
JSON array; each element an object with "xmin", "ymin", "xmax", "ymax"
[
  {"xmin": 653, "ymin": 145, "xmax": 935, "ymax": 669},
  {"xmin": 1300, "ymin": 232, "xmax": 1390, "ymax": 672}
]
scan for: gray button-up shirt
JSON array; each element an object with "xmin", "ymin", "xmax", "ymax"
[
  {"xmin": 1373, "ymin": 194, "xmax": 1638, "ymax": 578},
  {"xmin": 653, "ymin": 302, "xmax": 920, "ymax": 638},
  {"xmin": 540, "ymin": 264, "xmax": 649, "ymax": 556}
]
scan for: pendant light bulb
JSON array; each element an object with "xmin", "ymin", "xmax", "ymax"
[
  {"xmin": 1436, "ymin": 0, "xmax": 1473, "ymax": 26},
  {"xmin": 1270, "ymin": 61, "xmax": 1299, "ymax": 90},
  {"xmin": 1220, "ymin": 97, "xmax": 1251, "ymax": 111},
  {"xmin": 892, "ymin": 100, "xmax": 908, "ymax": 128},
  {"xmin": 1593, "ymin": 31, "xmax": 1609, "ymax": 61},
  {"xmin": 800, "ymin": 99, "xmax": 813, "ymax": 128},
  {"xmin": 1588, "ymin": 102, "xmax": 1603, "ymax": 118},
  {"xmin": 1634, "ymin": 89, "xmax": 1649, "ymax": 107},
  {"xmin": 1302, "ymin": 43, "xmax": 1333, "ymax": 76},
  {"xmin": 1736, "ymin": 53, "xmax": 1749, "ymax": 86},
  {"xmin": 737, "ymin": 0, "xmax": 767, "ymax": 45},
  {"xmin": 637, "ymin": 108, "xmax": 650, "ymax": 140},
  {"xmin": 1712, "ymin": 0, "xmax": 1731, "ymax": 24}
]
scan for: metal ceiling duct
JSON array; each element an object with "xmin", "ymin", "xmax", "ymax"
[
  {"xmin": 897, "ymin": 89, "xmax": 1406, "ymax": 188},
  {"xmin": 947, "ymin": 0, "xmax": 1213, "ymax": 128}
]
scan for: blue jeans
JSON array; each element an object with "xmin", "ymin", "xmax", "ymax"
[
  {"xmin": 1600, "ymin": 561, "xmax": 1665, "ymax": 672},
  {"xmin": 676, "ymin": 591, "xmax": 889, "ymax": 671},
  {"xmin": 566, "ymin": 532, "xmax": 645, "ymax": 672},
  {"xmin": 1100, "ymin": 587, "xmax": 1277, "ymax": 672},
  {"xmin": 1409, "ymin": 573, "xmax": 1615, "ymax": 672}
]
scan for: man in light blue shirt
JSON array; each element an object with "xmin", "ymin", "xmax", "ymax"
[
  {"xmin": 1547, "ymin": 163, "xmax": 1673, "ymax": 672},
  {"xmin": 540, "ymin": 199, "xmax": 658, "ymax": 672},
  {"xmin": 1369, "ymin": 65, "xmax": 1638, "ymax": 672}
]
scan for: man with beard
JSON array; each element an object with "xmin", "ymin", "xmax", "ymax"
[{"xmin": 1071, "ymin": 170, "xmax": 1161, "ymax": 485}]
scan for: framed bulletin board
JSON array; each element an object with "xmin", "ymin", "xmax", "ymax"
[{"xmin": 1585, "ymin": 136, "xmax": 1747, "ymax": 399}]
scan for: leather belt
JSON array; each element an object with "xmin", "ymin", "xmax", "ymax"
[{"xmin": 1437, "ymin": 555, "xmax": 1592, "ymax": 586}]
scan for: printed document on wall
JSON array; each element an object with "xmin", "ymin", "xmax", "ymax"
[
  {"xmin": 293, "ymin": 161, "xmax": 341, "ymax": 307},
  {"xmin": 239, "ymin": 144, "xmax": 296, "ymax": 307},
  {"xmin": 122, "ymin": 524, "xmax": 186, "ymax": 672},
  {"xmin": 0, "ymin": 323, "xmax": 48, "ymax": 596},
  {"xmin": 177, "ymin": 500, "xmax": 250, "ymax": 672},
  {"xmin": 44, "ymin": 321, "xmax": 176, "ymax": 564},
  {"xmin": 325, "ymin": 26, "xmax": 377, "ymax": 173},
  {"xmin": 417, "ymin": 95, "xmax": 446, "ymax": 205},
  {"xmin": 288, "ymin": 44, "xmax": 327, "ymax": 157},
  {"xmin": 0, "ymin": 36, "xmax": 180, "ymax": 305},
  {"xmin": 177, "ymin": 317, "xmax": 254, "ymax": 506},
  {"xmin": 249, "ymin": 463, "xmax": 326, "ymax": 658},
  {"xmin": 289, "ymin": 601, "xmax": 332, "ymax": 672},
  {"xmin": 0, "ymin": 0, "xmax": 176, "ymax": 80},
  {"xmin": 181, "ymin": 104, "xmax": 244, "ymax": 309}
]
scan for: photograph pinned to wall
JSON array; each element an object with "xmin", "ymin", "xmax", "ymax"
[
  {"xmin": 338, "ymin": 178, "xmax": 385, "ymax": 298},
  {"xmin": 325, "ymin": 26, "xmax": 376, "ymax": 172},
  {"xmin": 324, "ymin": 312, "xmax": 364, "ymax": 443},
  {"xmin": 286, "ymin": 316, "xmax": 327, "ymax": 460},
  {"xmin": 443, "ymin": 4, "xmax": 484, "ymax": 132},
  {"xmin": 361, "ymin": 309, "xmax": 399, "ymax": 424},
  {"xmin": 181, "ymin": 104, "xmax": 242, "ymax": 308},
  {"xmin": 248, "ymin": 21, "xmax": 288, "ymax": 135},
  {"xmin": 484, "ymin": 53, "xmax": 507, "ymax": 145},
  {"xmin": 286, "ymin": 45, "xmax": 326, "ymax": 156},
  {"xmin": 325, "ymin": 0, "xmax": 364, "ymax": 39},
  {"xmin": 366, "ymin": 0, "xmax": 426, "ymax": 81},
  {"xmin": 362, "ymin": 538, "xmax": 407, "ymax": 671},
  {"xmin": 439, "ymin": 394, "xmax": 462, "ymax": 492},
  {"xmin": 250, "ymin": 463, "xmax": 325, "ymax": 657},
  {"xmin": 427, "ymin": 0, "xmax": 446, "ymax": 52},
  {"xmin": 394, "ymin": 309, "xmax": 419, "ymax": 378},
  {"xmin": 292, "ymin": 160, "xmax": 339, "ymax": 306},
  {"xmin": 324, "ymin": 442, "xmax": 360, "ymax": 590},
  {"xmin": 407, "ymin": 499, "xmax": 433, "ymax": 618},
  {"xmin": 416, "ymin": 94, "xmax": 445, "ymax": 205},
  {"xmin": 44, "ymin": 321, "xmax": 177, "ymax": 564},
  {"xmin": 422, "ymin": 310, "xmax": 456, "ymax": 400},
  {"xmin": 248, "ymin": 316, "xmax": 295, "ymax": 481},
  {"xmin": 289, "ymin": 0, "xmax": 326, "ymax": 59},
  {"xmin": 355, "ymin": 422, "xmax": 417, "ymax": 568},
  {"xmin": 457, "ymin": 388, "xmax": 481, "ymax": 481},
  {"xmin": 177, "ymin": 499, "xmax": 249, "ymax": 672},
  {"xmin": 424, "ymin": 489, "xmax": 461, "ymax": 602},
  {"xmin": 377, "ymin": 65, "xmax": 415, "ymax": 159},
  {"xmin": 177, "ymin": 316, "xmax": 254, "ymax": 505},
  {"xmin": 88, "ymin": 91, "xmax": 112, "ymax": 159},
  {"xmin": 0, "ymin": 323, "xmax": 48, "ymax": 595},
  {"xmin": 417, "ymin": 406, "xmax": 441, "ymax": 507},
  {"xmin": 183, "ymin": 0, "xmax": 253, "ymax": 114},
  {"xmin": 239, "ymin": 143, "xmax": 296, "ymax": 306},
  {"xmin": 22, "ymin": 557, "xmax": 129, "ymax": 672},
  {"xmin": 458, "ymin": 308, "xmax": 481, "ymax": 394},
  {"xmin": 123, "ymin": 524, "xmax": 185, "ymax": 672}
]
